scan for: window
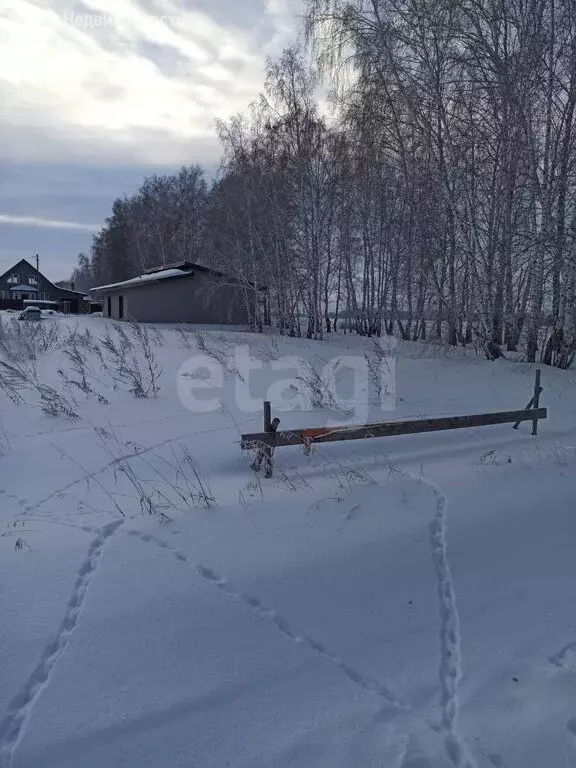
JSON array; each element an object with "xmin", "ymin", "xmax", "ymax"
[
  {"xmin": 118, "ymin": 294, "xmax": 124, "ymax": 319},
  {"xmin": 28, "ymin": 276, "xmax": 38, "ymax": 285},
  {"xmin": 7, "ymin": 275, "xmax": 19, "ymax": 284},
  {"xmin": 107, "ymin": 296, "xmax": 111, "ymax": 317}
]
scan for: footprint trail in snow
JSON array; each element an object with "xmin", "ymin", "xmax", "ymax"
[{"xmin": 0, "ymin": 521, "xmax": 122, "ymax": 768}]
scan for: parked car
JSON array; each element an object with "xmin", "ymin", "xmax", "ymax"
[{"xmin": 19, "ymin": 306, "xmax": 42, "ymax": 321}]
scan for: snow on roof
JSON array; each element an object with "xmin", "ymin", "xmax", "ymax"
[
  {"xmin": 9, "ymin": 284, "xmax": 38, "ymax": 292},
  {"xmin": 90, "ymin": 268, "xmax": 192, "ymax": 293}
]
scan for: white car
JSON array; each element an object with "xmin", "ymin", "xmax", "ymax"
[{"xmin": 19, "ymin": 306, "xmax": 42, "ymax": 321}]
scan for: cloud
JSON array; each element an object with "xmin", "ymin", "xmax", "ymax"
[
  {"xmin": 0, "ymin": 214, "xmax": 101, "ymax": 231},
  {"xmin": 0, "ymin": 214, "xmax": 103, "ymax": 281},
  {"xmin": 0, "ymin": 161, "xmax": 216, "ymax": 279},
  {"xmin": 0, "ymin": 0, "xmax": 302, "ymax": 166},
  {"xmin": 0, "ymin": 0, "xmax": 302, "ymax": 278}
]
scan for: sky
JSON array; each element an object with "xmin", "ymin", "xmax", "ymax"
[{"xmin": 0, "ymin": 0, "xmax": 303, "ymax": 281}]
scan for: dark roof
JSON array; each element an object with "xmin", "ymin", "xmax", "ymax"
[
  {"xmin": 92, "ymin": 261, "xmax": 267, "ymax": 293},
  {"xmin": 91, "ymin": 268, "xmax": 195, "ymax": 292},
  {"xmin": 0, "ymin": 258, "xmax": 30, "ymax": 283},
  {"xmin": 56, "ymin": 286, "xmax": 89, "ymax": 298},
  {"xmin": 143, "ymin": 260, "xmax": 228, "ymax": 280}
]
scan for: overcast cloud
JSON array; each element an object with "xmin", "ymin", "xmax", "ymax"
[{"xmin": 0, "ymin": 0, "xmax": 302, "ymax": 280}]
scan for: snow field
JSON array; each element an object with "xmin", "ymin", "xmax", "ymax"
[{"xmin": 1, "ymin": 314, "xmax": 575, "ymax": 767}]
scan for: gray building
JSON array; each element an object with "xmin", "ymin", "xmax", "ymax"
[{"xmin": 91, "ymin": 262, "xmax": 264, "ymax": 325}]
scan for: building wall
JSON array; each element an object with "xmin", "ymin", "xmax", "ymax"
[{"xmin": 102, "ymin": 273, "xmax": 255, "ymax": 325}]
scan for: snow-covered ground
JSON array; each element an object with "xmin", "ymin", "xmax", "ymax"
[{"xmin": 1, "ymin": 314, "xmax": 575, "ymax": 768}]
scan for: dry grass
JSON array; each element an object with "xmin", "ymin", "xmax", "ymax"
[
  {"xmin": 97, "ymin": 321, "xmax": 162, "ymax": 398},
  {"xmin": 0, "ymin": 316, "xmax": 61, "ymax": 362},
  {"xmin": 0, "ymin": 317, "xmax": 163, "ymax": 418},
  {"xmin": 57, "ymin": 428, "xmax": 216, "ymax": 522}
]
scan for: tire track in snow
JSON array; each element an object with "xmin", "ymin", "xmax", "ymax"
[
  {"xmin": 0, "ymin": 521, "xmax": 122, "ymax": 768},
  {"xmin": 125, "ymin": 528, "xmax": 408, "ymax": 714},
  {"xmin": 407, "ymin": 474, "xmax": 478, "ymax": 768}
]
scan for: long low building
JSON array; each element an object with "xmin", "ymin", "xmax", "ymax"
[{"xmin": 90, "ymin": 261, "xmax": 264, "ymax": 325}]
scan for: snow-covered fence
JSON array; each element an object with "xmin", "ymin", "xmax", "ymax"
[{"xmin": 242, "ymin": 371, "xmax": 547, "ymax": 476}]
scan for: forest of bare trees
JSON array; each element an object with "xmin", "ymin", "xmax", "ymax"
[{"xmin": 76, "ymin": 0, "xmax": 576, "ymax": 368}]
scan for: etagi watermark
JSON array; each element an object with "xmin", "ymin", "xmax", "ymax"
[
  {"xmin": 177, "ymin": 345, "xmax": 396, "ymax": 425},
  {"xmin": 62, "ymin": 13, "xmax": 184, "ymax": 30}
]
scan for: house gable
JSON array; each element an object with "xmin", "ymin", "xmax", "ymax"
[{"xmin": 0, "ymin": 259, "xmax": 86, "ymax": 302}]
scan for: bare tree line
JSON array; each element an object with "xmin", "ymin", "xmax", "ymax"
[{"xmin": 74, "ymin": 0, "xmax": 576, "ymax": 368}]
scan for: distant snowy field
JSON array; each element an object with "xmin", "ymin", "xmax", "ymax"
[{"xmin": 1, "ymin": 313, "xmax": 575, "ymax": 768}]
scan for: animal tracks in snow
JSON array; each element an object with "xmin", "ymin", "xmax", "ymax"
[
  {"xmin": 429, "ymin": 498, "xmax": 477, "ymax": 767},
  {"xmin": 126, "ymin": 511, "xmax": 501, "ymax": 767},
  {"xmin": 549, "ymin": 642, "xmax": 576, "ymax": 672},
  {"xmin": 1, "ymin": 476, "xmax": 492, "ymax": 767},
  {"xmin": 125, "ymin": 528, "xmax": 409, "ymax": 714},
  {"xmin": 550, "ymin": 643, "xmax": 576, "ymax": 748},
  {"xmin": 403, "ymin": 473, "xmax": 478, "ymax": 768},
  {"xmin": 0, "ymin": 489, "xmax": 34, "ymax": 516},
  {"xmin": 0, "ymin": 521, "xmax": 122, "ymax": 768}
]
